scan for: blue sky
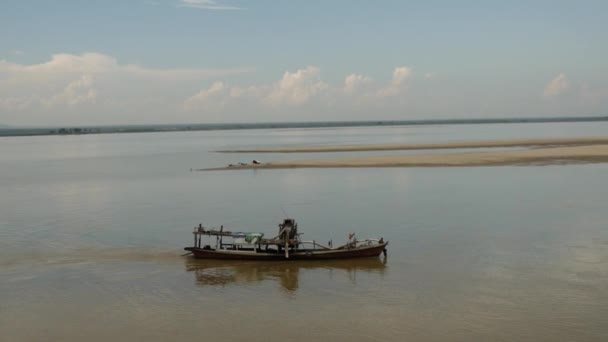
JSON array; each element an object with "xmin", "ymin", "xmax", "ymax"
[{"xmin": 1, "ymin": 0, "xmax": 607, "ymax": 125}]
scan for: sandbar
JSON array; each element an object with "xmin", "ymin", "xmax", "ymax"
[{"xmin": 204, "ymin": 144, "xmax": 608, "ymax": 170}]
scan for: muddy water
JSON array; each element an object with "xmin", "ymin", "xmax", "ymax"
[{"xmin": 1, "ymin": 123, "xmax": 608, "ymax": 341}]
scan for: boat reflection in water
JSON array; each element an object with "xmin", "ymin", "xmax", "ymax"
[{"xmin": 185, "ymin": 257, "xmax": 387, "ymax": 293}]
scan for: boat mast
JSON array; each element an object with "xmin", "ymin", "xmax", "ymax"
[{"xmin": 278, "ymin": 218, "xmax": 298, "ymax": 259}]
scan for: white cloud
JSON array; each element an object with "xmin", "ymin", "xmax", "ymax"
[
  {"xmin": 183, "ymin": 81, "xmax": 228, "ymax": 110},
  {"xmin": 45, "ymin": 75, "xmax": 97, "ymax": 107},
  {"xmin": 0, "ymin": 52, "xmax": 252, "ymax": 124},
  {"xmin": 537, "ymin": 74, "xmax": 608, "ymax": 115},
  {"xmin": 344, "ymin": 74, "xmax": 372, "ymax": 94},
  {"xmin": 183, "ymin": 67, "xmax": 330, "ymax": 111},
  {"xmin": 1, "ymin": 55, "xmax": 430, "ymax": 124},
  {"xmin": 184, "ymin": 65, "xmax": 416, "ymax": 117},
  {"xmin": 1, "ymin": 53, "xmax": 116, "ymax": 75},
  {"xmin": 378, "ymin": 67, "xmax": 412, "ymax": 97},
  {"xmin": 0, "ymin": 52, "xmax": 251, "ymax": 81},
  {"xmin": 543, "ymin": 73, "xmax": 571, "ymax": 98},
  {"xmin": 178, "ymin": 0, "xmax": 242, "ymax": 10},
  {"xmin": 266, "ymin": 66, "xmax": 327, "ymax": 106},
  {"xmin": 392, "ymin": 67, "xmax": 411, "ymax": 86}
]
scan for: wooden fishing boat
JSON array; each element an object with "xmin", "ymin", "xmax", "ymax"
[{"xmin": 184, "ymin": 218, "xmax": 388, "ymax": 260}]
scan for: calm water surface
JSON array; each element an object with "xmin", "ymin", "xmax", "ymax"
[{"xmin": 1, "ymin": 122, "xmax": 607, "ymax": 341}]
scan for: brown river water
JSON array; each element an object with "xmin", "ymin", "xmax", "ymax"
[{"xmin": 1, "ymin": 123, "xmax": 608, "ymax": 341}]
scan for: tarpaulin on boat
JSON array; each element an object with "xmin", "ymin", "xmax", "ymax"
[{"xmin": 232, "ymin": 232, "xmax": 264, "ymax": 244}]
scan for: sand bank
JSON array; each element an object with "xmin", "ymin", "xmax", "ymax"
[
  {"xmin": 204, "ymin": 144, "xmax": 608, "ymax": 170},
  {"xmin": 217, "ymin": 137, "xmax": 608, "ymax": 153}
]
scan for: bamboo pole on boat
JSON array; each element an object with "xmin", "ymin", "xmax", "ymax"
[
  {"xmin": 215, "ymin": 227, "xmax": 220, "ymax": 249},
  {"xmin": 219, "ymin": 225, "xmax": 223, "ymax": 249}
]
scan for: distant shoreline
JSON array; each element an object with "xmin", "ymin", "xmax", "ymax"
[
  {"xmin": 203, "ymin": 137, "xmax": 608, "ymax": 170},
  {"xmin": 217, "ymin": 137, "xmax": 608, "ymax": 153},
  {"xmin": 1, "ymin": 115, "xmax": 607, "ymax": 138}
]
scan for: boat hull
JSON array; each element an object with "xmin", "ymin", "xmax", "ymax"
[{"xmin": 184, "ymin": 242, "xmax": 388, "ymax": 261}]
